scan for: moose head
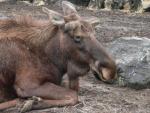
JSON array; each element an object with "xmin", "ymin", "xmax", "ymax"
[{"xmin": 42, "ymin": 1, "xmax": 117, "ymax": 83}]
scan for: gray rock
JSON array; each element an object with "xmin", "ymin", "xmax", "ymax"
[
  {"xmin": 0, "ymin": 0, "xmax": 16, "ymax": 4},
  {"xmin": 106, "ymin": 37, "xmax": 150, "ymax": 89},
  {"xmin": 88, "ymin": 0, "xmax": 145, "ymax": 12},
  {"xmin": 88, "ymin": 0, "xmax": 105, "ymax": 9},
  {"xmin": 143, "ymin": 0, "xmax": 150, "ymax": 11}
]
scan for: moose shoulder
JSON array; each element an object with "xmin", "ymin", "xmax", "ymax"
[
  {"xmin": 0, "ymin": 1, "xmax": 117, "ymax": 111},
  {"xmin": 0, "ymin": 38, "xmax": 77, "ymax": 111}
]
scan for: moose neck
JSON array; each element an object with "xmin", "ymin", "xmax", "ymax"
[
  {"xmin": 44, "ymin": 28, "xmax": 68, "ymax": 75},
  {"xmin": 25, "ymin": 23, "xmax": 58, "ymax": 49}
]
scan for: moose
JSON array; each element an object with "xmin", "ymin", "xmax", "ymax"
[{"xmin": 0, "ymin": 1, "xmax": 117, "ymax": 112}]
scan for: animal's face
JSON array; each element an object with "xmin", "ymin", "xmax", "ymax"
[
  {"xmin": 42, "ymin": 1, "xmax": 117, "ymax": 82},
  {"xmin": 63, "ymin": 16, "xmax": 95, "ymax": 61},
  {"xmin": 63, "ymin": 17, "xmax": 116, "ymax": 81}
]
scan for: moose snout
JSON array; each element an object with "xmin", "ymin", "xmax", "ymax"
[{"xmin": 90, "ymin": 60, "xmax": 117, "ymax": 84}]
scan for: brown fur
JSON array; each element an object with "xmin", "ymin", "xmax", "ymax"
[
  {"xmin": 0, "ymin": 38, "xmax": 77, "ymax": 111},
  {"xmin": 0, "ymin": 16, "xmax": 57, "ymax": 49},
  {"xmin": 0, "ymin": 4, "xmax": 117, "ymax": 111}
]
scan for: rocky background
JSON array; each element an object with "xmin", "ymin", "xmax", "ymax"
[
  {"xmin": 0, "ymin": 0, "xmax": 150, "ymax": 113},
  {"xmin": 1, "ymin": 0, "xmax": 150, "ymax": 12}
]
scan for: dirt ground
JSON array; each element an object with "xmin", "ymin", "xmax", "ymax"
[{"xmin": 0, "ymin": 2, "xmax": 150, "ymax": 113}]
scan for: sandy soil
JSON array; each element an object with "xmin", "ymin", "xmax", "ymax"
[{"xmin": 0, "ymin": 2, "xmax": 150, "ymax": 113}]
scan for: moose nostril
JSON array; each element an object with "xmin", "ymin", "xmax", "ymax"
[
  {"xmin": 91, "ymin": 61, "xmax": 117, "ymax": 82},
  {"xmin": 92, "ymin": 70, "xmax": 101, "ymax": 80},
  {"xmin": 92, "ymin": 69, "xmax": 116, "ymax": 84},
  {"xmin": 117, "ymin": 65, "xmax": 124, "ymax": 74}
]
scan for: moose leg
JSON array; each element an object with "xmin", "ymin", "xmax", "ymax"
[
  {"xmin": 0, "ymin": 79, "xmax": 18, "ymax": 111},
  {"xmin": 69, "ymin": 77, "xmax": 79, "ymax": 92},
  {"xmin": 0, "ymin": 99, "xmax": 18, "ymax": 110},
  {"xmin": 15, "ymin": 82, "xmax": 78, "ymax": 110}
]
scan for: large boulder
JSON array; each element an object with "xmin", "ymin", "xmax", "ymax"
[{"xmin": 106, "ymin": 37, "xmax": 150, "ymax": 89}]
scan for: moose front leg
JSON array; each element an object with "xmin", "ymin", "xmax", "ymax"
[
  {"xmin": 69, "ymin": 77, "xmax": 79, "ymax": 92},
  {"xmin": 0, "ymin": 99, "xmax": 19, "ymax": 110},
  {"xmin": 15, "ymin": 82, "xmax": 78, "ymax": 108},
  {"xmin": 67, "ymin": 61, "xmax": 90, "ymax": 92},
  {"xmin": 0, "ymin": 82, "xmax": 78, "ymax": 112}
]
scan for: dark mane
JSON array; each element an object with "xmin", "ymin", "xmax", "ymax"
[
  {"xmin": 14, "ymin": 15, "xmax": 49, "ymax": 27},
  {"xmin": 0, "ymin": 15, "xmax": 58, "ymax": 48}
]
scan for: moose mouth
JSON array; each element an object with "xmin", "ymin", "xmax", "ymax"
[{"xmin": 90, "ymin": 61, "xmax": 116, "ymax": 84}]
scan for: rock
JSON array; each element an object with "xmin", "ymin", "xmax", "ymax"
[
  {"xmin": 88, "ymin": 0, "xmax": 105, "ymax": 10},
  {"xmin": 69, "ymin": 0, "xmax": 90, "ymax": 6},
  {"xmin": 142, "ymin": 0, "xmax": 150, "ymax": 11},
  {"xmin": 106, "ymin": 37, "xmax": 150, "ymax": 89},
  {"xmin": 32, "ymin": 0, "xmax": 45, "ymax": 6},
  {"xmin": 104, "ymin": 0, "xmax": 143, "ymax": 12},
  {"xmin": 87, "ymin": 0, "xmax": 147, "ymax": 12},
  {"xmin": 0, "ymin": 0, "xmax": 17, "ymax": 4}
]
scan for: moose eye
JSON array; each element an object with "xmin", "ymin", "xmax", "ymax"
[{"xmin": 74, "ymin": 36, "xmax": 81, "ymax": 43}]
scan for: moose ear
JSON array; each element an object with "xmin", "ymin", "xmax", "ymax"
[
  {"xmin": 64, "ymin": 21, "xmax": 79, "ymax": 32},
  {"xmin": 42, "ymin": 7, "xmax": 65, "ymax": 25},
  {"xmin": 62, "ymin": 1, "xmax": 78, "ymax": 16},
  {"xmin": 84, "ymin": 16, "xmax": 100, "ymax": 27}
]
